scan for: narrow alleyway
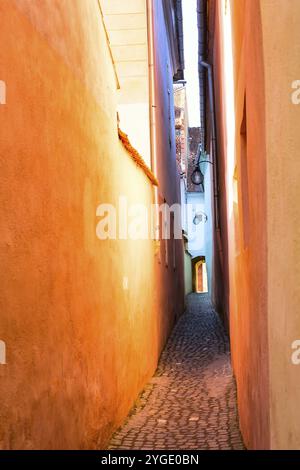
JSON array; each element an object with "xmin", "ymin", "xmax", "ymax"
[{"xmin": 109, "ymin": 294, "xmax": 245, "ymax": 450}]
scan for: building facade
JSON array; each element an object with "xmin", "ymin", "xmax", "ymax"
[
  {"xmin": 201, "ymin": 0, "xmax": 300, "ymax": 450},
  {"xmin": 0, "ymin": 0, "xmax": 184, "ymax": 449},
  {"xmin": 174, "ymin": 89, "xmax": 209, "ymax": 295}
]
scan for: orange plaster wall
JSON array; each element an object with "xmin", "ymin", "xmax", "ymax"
[
  {"xmin": 0, "ymin": 0, "xmax": 184, "ymax": 449},
  {"xmin": 210, "ymin": 0, "xmax": 270, "ymax": 449},
  {"xmin": 261, "ymin": 0, "xmax": 300, "ymax": 450}
]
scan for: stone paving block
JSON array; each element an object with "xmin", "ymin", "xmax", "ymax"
[{"xmin": 108, "ymin": 294, "xmax": 245, "ymax": 451}]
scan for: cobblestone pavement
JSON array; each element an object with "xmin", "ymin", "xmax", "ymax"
[{"xmin": 109, "ymin": 294, "xmax": 245, "ymax": 450}]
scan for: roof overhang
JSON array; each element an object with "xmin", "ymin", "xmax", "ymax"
[{"xmin": 99, "ymin": 0, "xmax": 149, "ymax": 104}]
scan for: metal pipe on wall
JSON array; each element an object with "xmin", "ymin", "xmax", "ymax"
[
  {"xmin": 147, "ymin": 0, "xmax": 160, "ymax": 243},
  {"xmin": 197, "ymin": 0, "xmax": 223, "ymax": 269},
  {"xmin": 197, "ymin": 0, "xmax": 207, "ymax": 147},
  {"xmin": 176, "ymin": 0, "xmax": 185, "ymax": 79},
  {"xmin": 200, "ymin": 59, "xmax": 223, "ymax": 270},
  {"xmin": 200, "ymin": 61, "xmax": 220, "ymax": 231}
]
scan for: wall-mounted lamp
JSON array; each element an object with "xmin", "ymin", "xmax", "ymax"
[
  {"xmin": 191, "ymin": 166, "xmax": 204, "ymax": 186},
  {"xmin": 191, "ymin": 145, "xmax": 213, "ymax": 186}
]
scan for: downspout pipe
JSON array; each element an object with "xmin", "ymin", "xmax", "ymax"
[
  {"xmin": 147, "ymin": 0, "xmax": 160, "ymax": 243},
  {"xmin": 200, "ymin": 61, "xmax": 223, "ymax": 273},
  {"xmin": 175, "ymin": 0, "xmax": 185, "ymax": 80},
  {"xmin": 197, "ymin": 0, "xmax": 207, "ymax": 147},
  {"xmin": 200, "ymin": 61, "xmax": 219, "ymax": 231},
  {"xmin": 197, "ymin": 1, "xmax": 223, "ymax": 282}
]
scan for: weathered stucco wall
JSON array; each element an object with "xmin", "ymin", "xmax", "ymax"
[
  {"xmin": 261, "ymin": 0, "xmax": 300, "ymax": 450},
  {"xmin": 0, "ymin": 0, "xmax": 184, "ymax": 449},
  {"xmin": 210, "ymin": 0, "xmax": 269, "ymax": 449},
  {"xmin": 211, "ymin": 0, "xmax": 300, "ymax": 450}
]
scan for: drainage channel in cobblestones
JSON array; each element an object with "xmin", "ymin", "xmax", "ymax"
[{"xmin": 109, "ymin": 293, "xmax": 245, "ymax": 450}]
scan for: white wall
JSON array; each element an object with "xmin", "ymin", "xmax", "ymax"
[{"xmin": 186, "ymin": 192, "xmax": 206, "ymax": 257}]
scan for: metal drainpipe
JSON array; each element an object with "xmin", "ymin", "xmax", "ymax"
[
  {"xmin": 198, "ymin": 0, "xmax": 207, "ymax": 147},
  {"xmin": 176, "ymin": 0, "xmax": 185, "ymax": 78},
  {"xmin": 198, "ymin": 0, "xmax": 223, "ymax": 267},
  {"xmin": 147, "ymin": 0, "xmax": 160, "ymax": 243},
  {"xmin": 200, "ymin": 60, "xmax": 223, "ymax": 272},
  {"xmin": 200, "ymin": 61, "xmax": 220, "ymax": 232}
]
